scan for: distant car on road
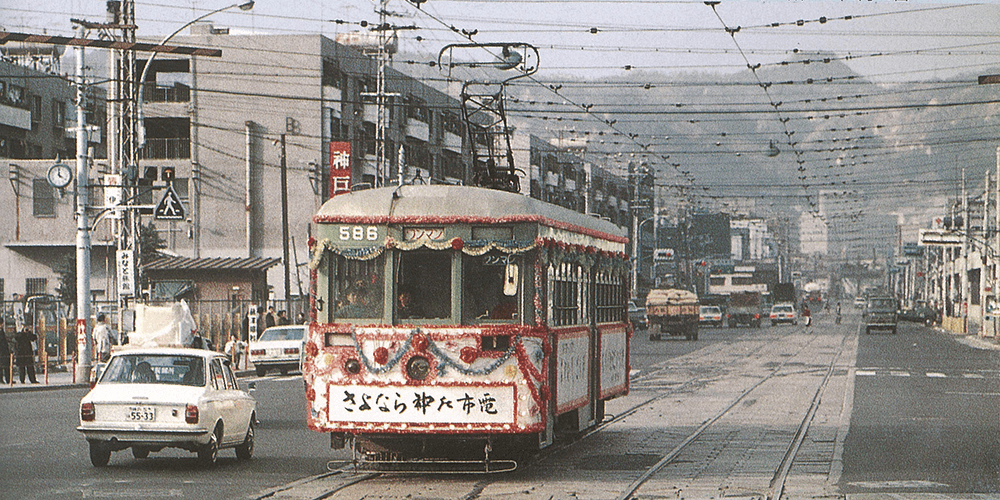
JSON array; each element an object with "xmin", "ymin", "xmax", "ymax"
[
  {"xmin": 78, "ymin": 347, "xmax": 257, "ymax": 467},
  {"xmin": 628, "ymin": 300, "xmax": 648, "ymax": 330},
  {"xmin": 770, "ymin": 303, "xmax": 798, "ymax": 326},
  {"xmin": 248, "ymin": 325, "xmax": 307, "ymax": 376},
  {"xmin": 853, "ymin": 296, "xmax": 866, "ymax": 308},
  {"xmin": 699, "ymin": 305, "xmax": 723, "ymax": 328},
  {"xmin": 864, "ymin": 296, "xmax": 899, "ymax": 334},
  {"xmin": 899, "ymin": 301, "xmax": 936, "ymax": 325}
]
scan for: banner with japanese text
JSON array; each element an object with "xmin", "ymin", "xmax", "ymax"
[{"xmin": 329, "ymin": 141, "xmax": 352, "ymax": 197}]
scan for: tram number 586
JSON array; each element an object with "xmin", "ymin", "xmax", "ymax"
[{"xmin": 339, "ymin": 225, "xmax": 379, "ymax": 241}]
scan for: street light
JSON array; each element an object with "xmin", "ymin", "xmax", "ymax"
[{"xmin": 136, "ymin": 1, "xmax": 254, "ymax": 146}]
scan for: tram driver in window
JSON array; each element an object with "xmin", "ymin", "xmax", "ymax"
[{"xmin": 397, "ymin": 289, "xmax": 425, "ymax": 319}]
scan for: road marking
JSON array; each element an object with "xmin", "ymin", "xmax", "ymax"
[
  {"xmin": 855, "ymin": 370, "xmax": 877, "ymax": 376},
  {"xmin": 944, "ymin": 391, "xmax": 1000, "ymax": 396},
  {"xmin": 847, "ymin": 480, "xmax": 949, "ymax": 489},
  {"xmin": 926, "ymin": 372, "xmax": 947, "ymax": 378},
  {"xmin": 963, "ymin": 373, "xmax": 985, "ymax": 379},
  {"xmin": 889, "ymin": 371, "xmax": 910, "ymax": 377}
]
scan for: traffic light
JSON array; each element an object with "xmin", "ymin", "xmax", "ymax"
[{"xmin": 161, "ymin": 166, "xmax": 175, "ymax": 182}]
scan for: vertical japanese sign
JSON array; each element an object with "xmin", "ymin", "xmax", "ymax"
[
  {"xmin": 329, "ymin": 141, "xmax": 352, "ymax": 197},
  {"xmin": 117, "ymin": 250, "xmax": 135, "ymax": 296}
]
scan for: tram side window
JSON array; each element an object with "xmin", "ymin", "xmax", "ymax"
[
  {"xmin": 332, "ymin": 255, "xmax": 385, "ymax": 320},
  {"xmin": 550, "ymin": 262, "xmax": 584, "ymax": 326},
  {"xmin": 463, "ymin": 253, "xmax": 520, "ymax": 323},
  {"xmin": 594, "ymin": 270, "xmax": 625, "ymax": 323},
  {"xmin": 396, "ymin": 250, "xmax": 451, "ymax": 320}
]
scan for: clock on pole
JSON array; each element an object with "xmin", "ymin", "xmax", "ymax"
[{"xmin": 47, "ymin": 163, "xmax": 73, "ymax": 188}]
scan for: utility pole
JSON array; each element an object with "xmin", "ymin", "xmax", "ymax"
[
  {"xmin": 74, "ymin": 27, "xmax": 93, "ymax": 383},
  {"xmin": 280, "ymin": 134, "xmax": 291, "ymax": 306}
]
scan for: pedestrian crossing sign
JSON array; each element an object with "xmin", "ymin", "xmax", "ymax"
[{"xmin": 154, "ymin": 185, "xmax": 185, "ymax": 220}]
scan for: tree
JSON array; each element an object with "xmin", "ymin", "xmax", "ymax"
[
  {"xmin": 140, "ymin": 222, "xmax": 167, "ymax": 263},
  {"xmin": 54, "ymin": 255, "xmax": 76, "ymax": 308}
]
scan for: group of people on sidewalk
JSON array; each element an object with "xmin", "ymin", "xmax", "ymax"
[{"xmin": 1, "ymin": 324, "xmax": 44, "ymax": 384}]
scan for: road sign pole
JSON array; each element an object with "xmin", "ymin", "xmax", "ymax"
[{"xmin": 74, "ymin": 29, "xmax": 93, "ymax": 383}]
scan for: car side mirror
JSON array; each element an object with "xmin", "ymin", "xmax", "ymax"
[{"xmin": 247, "ymin": 381, "xmax": 257, "ymax": 393}]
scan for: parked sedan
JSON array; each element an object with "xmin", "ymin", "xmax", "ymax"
[
  {"xmin": 628, "ymin": 301, "xmax": 649, "ymax": 330},
  {"xmin": 249, "ymin": 325, "xmax": 307, "ymax": 376},
  {"xmin": 699, "ymin": 305, "xmax": 723, "ymax": 327},
  {"xmin": 78, "ymin": 348, "xmax": 257, "ymax": 467}
]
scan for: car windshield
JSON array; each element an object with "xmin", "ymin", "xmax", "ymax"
[
  {"xmin": 868, "ymin": 299, "xmax": 896, "ymax": 310},
  {"xmin": 101, "ymin": 354, "xmax": 205, "ymax": 386},
  {"xmin": 701, "ymin": 307, "xmax": 719, "ymax": 313},
  {"xmin": 773, "ymin": 306, "xmax": 793, "ymax": 313},
  {"xmin": 259, "ymin": 327, "xmax": 305, "ymax": 342}
]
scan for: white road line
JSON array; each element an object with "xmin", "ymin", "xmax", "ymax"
[
  {"xmin": 889, "ymin": 371, "xmax": 910, "ymax": 377},
  {"xmin": 963, "ymin": 373, "xmax": 985, "ymax": 379},
  {"xmin": 926, "ymin": 372, "xmax": 947, "ymax": 378},
  {"xmin": 855, "ymin": 370, "xmax": 877, "ymax": 376}
]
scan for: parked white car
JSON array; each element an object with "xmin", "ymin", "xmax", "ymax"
[
  {"xmin": 78, "ymin": 347, "xmax": 257, "ymax": 467},
  {"xmin": 249, "ymin": 325, "xmax": 307, "ymax": 376}
]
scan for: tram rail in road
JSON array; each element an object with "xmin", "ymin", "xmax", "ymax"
[{"xmin": 257, "ymin": 320, "xmax": 858, "ymax": 500}]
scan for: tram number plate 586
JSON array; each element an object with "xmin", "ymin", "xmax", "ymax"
[{"xmin": 339, "ymin": 226, "xmax": 379, "ymax": 241}]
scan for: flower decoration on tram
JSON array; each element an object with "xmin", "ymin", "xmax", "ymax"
[
  {"xmin": 307, "ymin": 236, "xmax": 316, "ymax": 249},
  {"xmin": 373, "ymin": 346, "xmax": 390, "ymax": 365},
  {"xmin": 305, "ymin": 341, "xmax": 319, "ymax": 358},
  {"xmin": 460, "ymin": 346, "xmax": 480, "ymax": 364},
  {"xmin": 412, "ymin": 333, "xmax": 429, "ymax": 352},
  {"xmin": 539, "ymin": 385, "xmax": 550, "ymax": 400},
  {"xmin": 305, "ymin": 386, "xmax": 316, "ymax": 402},
  {"xmin": 451, "ymin": 237, "xmax": 464, "ymax": 250}
]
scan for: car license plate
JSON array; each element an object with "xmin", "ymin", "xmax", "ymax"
[{"xmin": 127, "ymin": 406, "xmax": 155, "ymax": 421}]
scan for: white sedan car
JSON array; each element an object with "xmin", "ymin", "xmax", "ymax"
[
  {"xmin": 78, "ymin": 347, "xmax": 257, "ymax": 467},
  {"xmin": 249, "ymin": 325, "xmax": 306, "ymax": 376}
]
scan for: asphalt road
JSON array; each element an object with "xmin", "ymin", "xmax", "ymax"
[
  {"xmin": 840, "ymin": 320, "xmax": 1000, "ymax": 495},
  {"xmin": 0, "ymin": 375, "xmax": 348, "ymax": 500}
]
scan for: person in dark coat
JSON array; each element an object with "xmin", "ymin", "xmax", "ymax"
[
  {"xmin": 15, "ymin": 325, "xmax": 38, "ymax": 384},
  {"xmin": 0, "ymin": 329, "xmax": 11, "ymax": 384}
]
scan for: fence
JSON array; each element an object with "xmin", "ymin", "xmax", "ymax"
[{"xmin": 1, "ymin": 297, "xmax": 310, "ymax": 367}]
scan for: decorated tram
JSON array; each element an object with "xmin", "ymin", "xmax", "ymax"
[{"xmin": 303, "ymin": 184, "xmax": 630, "ymax": 469}]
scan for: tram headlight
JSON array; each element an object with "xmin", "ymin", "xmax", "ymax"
[
  {"xmin": 345, "ymin": 358, "xmax": 362, "ymax": 374},
  {"xmin": 406, "ymin": 356, "xmax": 431, "ymax": 380}
]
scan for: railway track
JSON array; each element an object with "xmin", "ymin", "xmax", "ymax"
[{"xmin": 255, "ymin": 323, "xmax": 857, "ymax": 500}]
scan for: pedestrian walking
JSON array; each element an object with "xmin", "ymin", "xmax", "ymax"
[
  {"xmin": 277, "ymin": 310, "xmax": 290, "ymax": 325},
  {"xmin": 15, "ymin": 325, "xmax": 38, "ymax": 384},
  {"xmin": 224, "ymin": 334, "xmax": 244, "ymax": 368},
  {"xmin": 0, "ymin": 329, "xmax": 11, "ymax": 384},
  {"xmin": 94, "ymin": 313, "xmax": 116, "ymax": 363},
  {"xmin": 802, "ymin": 305, "xmax": 812, "ymax": 327}
]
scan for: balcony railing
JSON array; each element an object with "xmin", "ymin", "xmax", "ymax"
[
  {"xmin": 142, "ymin": 138, "xmax": 191, "ymax": 159},
  {"xmin": 145, "ymin": 83, "xmax": 191, "ymax": 103}
]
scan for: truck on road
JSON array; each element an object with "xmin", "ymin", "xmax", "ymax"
[
  {"xmin": 727, "ymin": 291, "xmax": 763, "ymax": 328},
  {"xmin": 646, "ymin": 289, "xmax": 700, "ymax": 341}
]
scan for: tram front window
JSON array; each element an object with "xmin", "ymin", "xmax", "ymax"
[
  {"xmin": 463, "ymin": 253, "xmax": 520, "ymax": 323},
  {"xmin": 333, "ymin": 255, "xmax": 384, "ymax": 320},
  {"xmin": 396, "ymin": 251, "xmax": 451, "ymax": 321}
]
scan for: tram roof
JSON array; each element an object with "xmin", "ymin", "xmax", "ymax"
[{"xmin": 315, "ymin": 185, "xmax": 627, "ymax": 243}]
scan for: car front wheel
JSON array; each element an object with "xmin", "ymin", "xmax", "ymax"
[
  {"xmin": 89, "ymin": 441, "xmax": 111, "ymax": 467},
  {"xmin": 236, "ymin": 420, "xmax": 255, "ymax": 460}
]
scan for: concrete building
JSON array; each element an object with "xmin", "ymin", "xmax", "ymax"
[{"xmin": 1, "ymin": 57, "xmax": 109, "ymax": 305}]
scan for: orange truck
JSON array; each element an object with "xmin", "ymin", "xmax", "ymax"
[{"xmin": 645, "ymin": 289, "xmax": 700, "ymax": 341}]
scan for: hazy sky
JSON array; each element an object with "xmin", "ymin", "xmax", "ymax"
[{"xmin": 4, "ymin": 1, "xmax": 998, "ymax": 83}]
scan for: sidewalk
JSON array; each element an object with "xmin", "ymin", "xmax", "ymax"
[{"xmin": 0, "ymin": 362, "xmax": 259, "ymax": 394}]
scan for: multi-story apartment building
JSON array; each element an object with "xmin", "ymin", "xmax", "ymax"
[{"xmin": 1, "ymin": 55, "xmax": 109, "ymax": 304}]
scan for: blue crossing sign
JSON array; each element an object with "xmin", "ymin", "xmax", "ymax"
[{"xmin": 154, "ymin": 185, "xmax": 185, "ymax": 220}]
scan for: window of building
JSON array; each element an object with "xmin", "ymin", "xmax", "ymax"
[
  {"xmin": 709, "ymin": 277, "xmax": 726, "ymax": 286},
  {"xmin": 26, "ymin": 278, "xmax": 47, "ymax": 296},
  {"xmin": 395, "ymin": 250, "xmax": 451, "ymax": 321},
  {"xmin": 142, "ymin": 118, "xmax": 190, "ymax": 159},
  {"xmin": 52, "ymin": 100, "xmax": 65, "ymax": 129},
  {"xmin": 442, "ymin": 112, "xmax": 462, "ymax": 136},
  {"xmin": 31, "ymin": 95, "xmax": 42, "ymax": 130},
  {"xmin": 2, "ymin": 83, "xmax": 25, "ymax": 107},
  {"xmin": 32, "ymin": 178, "xmax": 55, "ymax": 217},
  {"xmin": 322, "ymin": 59, "xmax": 346, "ymax": 89},
  {"xmin": 405, "ymin": 95, "xmax": 429, "ymax": 123}
]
